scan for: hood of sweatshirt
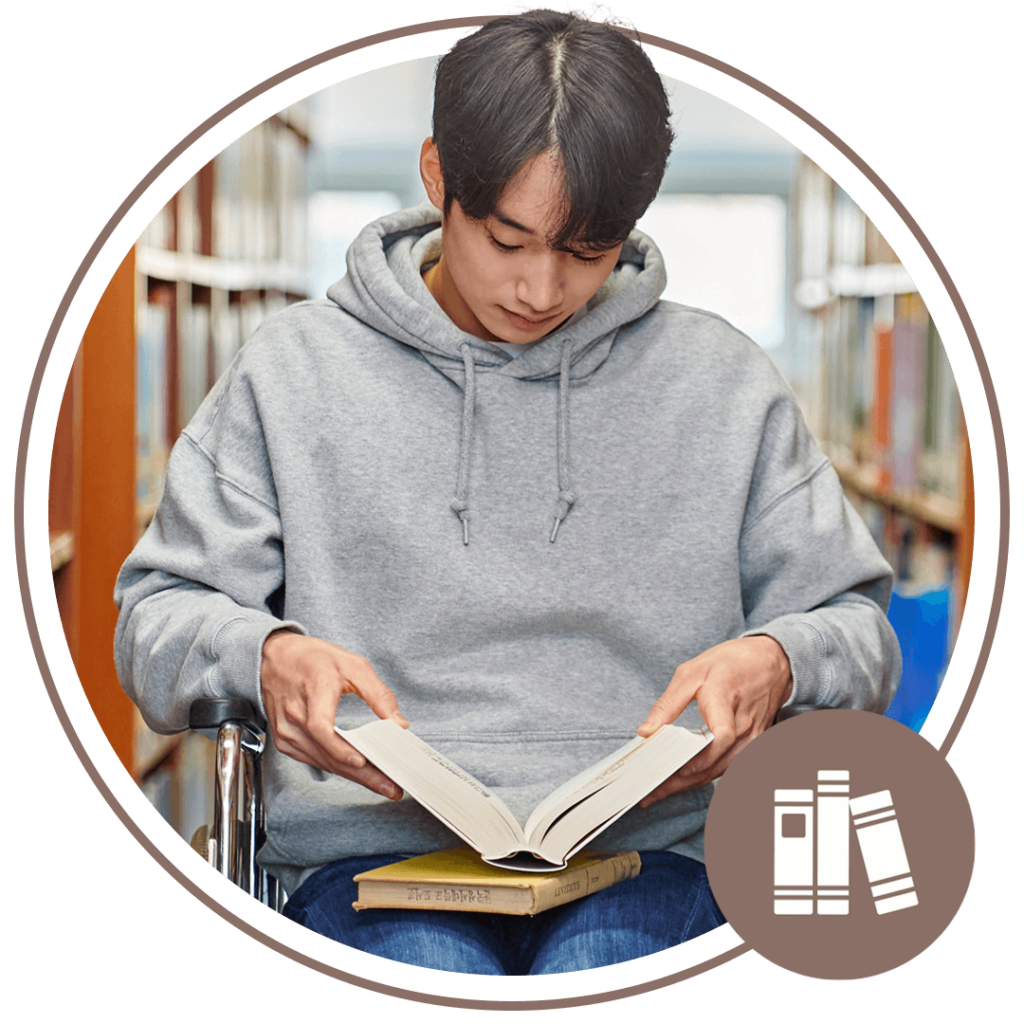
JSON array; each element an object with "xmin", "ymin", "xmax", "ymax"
[{"xmin": 326, "ymin": 204, "xmax": 668, "ymax": 542}]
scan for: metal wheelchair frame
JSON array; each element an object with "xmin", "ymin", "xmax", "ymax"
[{"xmin": 188, "ymin": 698, "xmax": 284, "ymax": 911}]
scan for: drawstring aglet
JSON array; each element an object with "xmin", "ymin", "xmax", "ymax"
[
  {"xmin": 450, "ymin": 499, "xmax": 471, "ymax": 545},
  {"xmin": 550, "ymin": 488, "xmax": 577, "ymax": 543}
]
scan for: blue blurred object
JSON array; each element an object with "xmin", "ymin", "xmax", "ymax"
[{"xmin": 884, "ymin": 586, "xmax": 951, "ymax": 732}]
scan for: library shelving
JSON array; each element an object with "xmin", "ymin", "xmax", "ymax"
[
  {"xmin": 48, "ymin": 105, "xmax": 310, "ymax": 841},
  {"xmin": 788, "ymin": 157, "xmax": 973, "ymax": 729}
]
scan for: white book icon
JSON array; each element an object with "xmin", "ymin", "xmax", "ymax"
[
  {"xmin": 773, "ymin": 789, "xmax": 814, "ymax": 915},
  {"xmin": 815, "ymin": 770, "xmax": 850, "ymax": 915},
  {"xmin": 773, "ymin": 779, "xmax": 919, "ymax": 918},
  {"xmin": 849, "ymin": 790, "xmax": 918, "ymax": 915}
]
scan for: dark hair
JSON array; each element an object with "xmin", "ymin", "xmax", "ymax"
[{"xmin": 432, "ymin": 9, "xmax": 673, "ymax": 251}]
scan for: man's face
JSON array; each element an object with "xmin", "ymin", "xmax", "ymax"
[{"xmin": 431, "ymin": 151, "xmax": 624, "ymax": 344}]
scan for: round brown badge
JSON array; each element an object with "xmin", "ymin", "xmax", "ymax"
[{"xmin": 704, "ymin": 709, "xmax": 974, "ymax": 979}]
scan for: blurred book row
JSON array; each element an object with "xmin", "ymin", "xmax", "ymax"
[
  {"xmin": 135, "ymin": 106, "xmax": 310, "ymax": 525},
  {"xmin": 789, "ymin": 158, "xmax": 970, "ymax": 731}
]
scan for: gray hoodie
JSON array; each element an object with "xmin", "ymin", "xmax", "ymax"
[{"xmin": 114, "ymin": 204, "xmax": 900, "ymax": 895}]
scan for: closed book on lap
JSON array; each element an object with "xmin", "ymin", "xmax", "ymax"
[{"xmin": 352, "ymin": 848, "xmax": 643, "ymax": 916}]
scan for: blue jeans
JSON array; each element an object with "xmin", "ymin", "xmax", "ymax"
[{"xmin": 282, "ymin": 850, "xmax": 725, "ymax": 974}]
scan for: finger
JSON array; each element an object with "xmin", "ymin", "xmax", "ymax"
[
  {"xmin": 708, "ymin": 733, "xmax": 755, "ymax": 778},
  {"xmin": 693, "ymin": 683, "xmax": 738, "ymax": 765},
  {"xmin": 638, "ymin": 762, "xmax": 721, "ymax": 807},
  {"xmin": 641, "ymin": 728, "xmax": 761, "ymax": 808},
  {"xmin": 637, "ymin": 663, "xmax": 703, "ymax": 737},
  {"xmin": 305, "ymin": 680, "xmax": 367, "ymax": 769},
  {"xmin": 279, "ymin": 699, "xmax": 357, "ymax": 771},
  {"xmin": 265, "ymin": 695, "xmax": 327, "ymax": 767},
  {"xmin": 271, "ymin": 726, "xmax": 403, "ymax": 799},
  {"xmin": 346, "ymin": 657, "xmax": 409, "ymax": 728},
  {"xmin": 334, "ymin": 761, "xmax": 404, "ymax": 801},
  {"xmin": 271, "ymin": 728, "xmax": 335, "ymax": 775}
]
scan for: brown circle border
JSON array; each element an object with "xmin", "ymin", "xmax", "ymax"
[{"xmin": 19, "ymin": 16, "xmax": 1003, "ymax": 1007}]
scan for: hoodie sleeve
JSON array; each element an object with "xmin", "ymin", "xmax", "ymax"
[
  {"xmin": 736, "ymin": 388, "xmax": 902, "ymax": 717},
  {"xmin": 113, "ymin": 358, "xmax": 306, "ymax": 734}
]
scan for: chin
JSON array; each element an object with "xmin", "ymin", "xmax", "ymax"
[{"xmin": 490, "ymin": 307, "xmax": 562, "ymax": 342}]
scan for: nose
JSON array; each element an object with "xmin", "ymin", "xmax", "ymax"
[{"xmin": 515, "ymin": 252, "xmax": 564, "ymax": 313}]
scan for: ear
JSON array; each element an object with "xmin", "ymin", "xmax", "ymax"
[{"xmin": 419, "ymin": 137, "xmax": 445, "ymax": 212}]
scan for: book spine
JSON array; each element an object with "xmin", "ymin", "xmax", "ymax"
[
  {"xmin": 353, "ymin": 852, "xmax": 642, "ymax": 916},
  {"xmin": 773, "ymin": 789, "xmax": 814, "ymax": 915},
  {"xmin": 355, "ymin": 884, "xmax": 501, "ymax": 913},
  {"xmin": 529, "ymin": 851, "xmax": 642, "ymax": 914},
  {"xmin": 849, "ymin": 790, "xmax": 918, "ymax": 915},
  {"xmin": 815, "ymin": 770, "xmax": 850, "ymax": 915}
]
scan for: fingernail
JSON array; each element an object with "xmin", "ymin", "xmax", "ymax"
[{"xmin": 393, "ymin": 713, "xmax": 410, "ymax": 728}]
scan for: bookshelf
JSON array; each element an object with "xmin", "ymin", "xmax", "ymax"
[
  {"xmin": 788, "ymin": 157, "xmax": 972, "ymax": 729},
  {"xmin": 136, "ymin": 106, "xmax": 310, "ymax": 529},
  {"xmin": 48, "ymin": 105, "xmax": 310, "ymax": 841}
]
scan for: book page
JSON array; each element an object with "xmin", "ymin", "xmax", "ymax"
[
  {"xmin": 525, "ymin": 726, "xmax": 713, "ymax": 862},
  {"xmin": 521, "ymin": 734, "xmax": 649, "ymax": 841},
  {"xmin": 338, "ymin": 720, "xmax": 526, "ymax": 859}
]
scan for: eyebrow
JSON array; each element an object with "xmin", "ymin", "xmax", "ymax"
[
  {"xmin": 491, "ymin": 207, "xmax": 618, "ymax": 254},
  {"xmin": 492, "ymin": 209, "xmax": 535, "ymax": 235}
]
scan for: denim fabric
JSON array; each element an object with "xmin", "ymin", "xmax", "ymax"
[{"xmin": 282, "ymin": 850, "xmax": 725, "ymax": 975}]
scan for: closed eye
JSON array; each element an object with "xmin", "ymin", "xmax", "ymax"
[
  {"xmin": 557, "ymin": 244, "xmax": 613, "ymax": 264},
  {"xmin": 488, "ymin": 228, "xmax": 610, "ymax": 263},
  {"xmin": 488, "ymin": 233, "xmax": 521, "ymax": 253}
]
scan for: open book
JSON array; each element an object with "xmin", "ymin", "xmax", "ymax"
[{"xmin": 337, "ymin": 720, "xmax": 712, "ymax": 872}]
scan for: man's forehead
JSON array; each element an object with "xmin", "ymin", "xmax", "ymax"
[{"xmin": 492, "ymin": 210, "xmax": 535, "ymax": 235}]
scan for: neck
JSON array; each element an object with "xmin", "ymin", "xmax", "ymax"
[{"xmin": 422, "ymin": 256, "xmax": 499, "ymax": 342}]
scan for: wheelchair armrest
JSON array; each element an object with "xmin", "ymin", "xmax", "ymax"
[
  {"xmin": 189, "ymin": 697, "xmax": 279, "ymax": 907},
  {"xmin": 189, "ymin": 697, "xmax": 263, "ymax": 733}
]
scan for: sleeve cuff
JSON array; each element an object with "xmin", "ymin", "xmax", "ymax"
[
  {"xmin": 743, "ymin": 617, "xmax": 833, "ymax": 712},
  {"xmin": 212, "ymin": 614, "xmax": 308, "ymax": 723}
]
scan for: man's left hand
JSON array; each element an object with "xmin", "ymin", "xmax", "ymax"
[{"xmin": 636, "ymin": 635, "xmax": 793, "ymax": 807}]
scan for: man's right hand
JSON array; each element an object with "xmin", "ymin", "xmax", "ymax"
[{"xmin": 260, "ymin": 630, "xmax": 408, "ymax": 799}]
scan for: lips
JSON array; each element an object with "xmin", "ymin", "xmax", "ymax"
[{"xmin": 499, "ymin": 306, "xmax": 561, "ymax": 331}]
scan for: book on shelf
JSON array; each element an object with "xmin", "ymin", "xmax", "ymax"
[
  {"xmin": 177, "ymin": 175, "xmax": 201, "ymax": 256},
  {"xmin": 179, "ymin": 297, "xmax": 211, "ymax": 428},
  {"xmin": 141, "ymin": 200, "xmax": 174, "ymax": 251},
  {"xmin": 213, "ymin": 297, "xmax": 243, "ymax": 380},
  {"xmin": 338, "ymin": 719, "xmax": 712, "ymax": 872},
  {"xmin": 352, "ymin": 848, "xmax": 642, "ymax": 916},
  {"xmin": 136, "ymin": 290, "xmax": 171, "ymax": 508},
  {"xmin": 214, "ymin": 138, "xmax": 243, "ymax": 261},
  {"xmin": 888, "ymin": 293, "xmax": 928, "ymax": 493},
  {"xmin": 920, "ymin": 316, "xmax": 962, "ymax": 503}
]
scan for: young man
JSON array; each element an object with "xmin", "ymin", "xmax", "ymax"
[{"xmin": 115, "ymin": 10, "xmax": 900, "ymax": 974}]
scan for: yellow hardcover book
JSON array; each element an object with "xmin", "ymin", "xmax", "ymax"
[{"xmin": 352, "ymin": 848, "xmax": 642, "ymax": 916}]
